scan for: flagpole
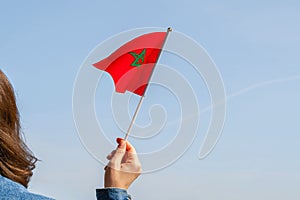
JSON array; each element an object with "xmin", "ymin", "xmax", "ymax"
[{"xmin": 124, "ymin": 27, "xmax": 172, "ymax": 141}]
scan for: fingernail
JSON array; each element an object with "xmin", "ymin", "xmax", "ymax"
[
  {"xmin": 116, "ymin": 138, "xmax": 122, "ymax": 144},
  {"xmin": 116, "ymin": 138, "xmax": 125, "ymax": 148}
]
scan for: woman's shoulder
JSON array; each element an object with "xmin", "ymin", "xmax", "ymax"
[{"xmin": 0, "ymin": 175, "xmax": 54, "ymax": 200}]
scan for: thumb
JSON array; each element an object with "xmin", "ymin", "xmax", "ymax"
[{"xmin": 109, "ymin": 138, "xmax": 126, "ymax": 169}]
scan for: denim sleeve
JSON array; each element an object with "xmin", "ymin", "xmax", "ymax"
[
  {"xmin": 96, "ymin": 188, "xmax": 131, "ymax": 200},
  {"xmin": 0, "ymin": 175, "xmax": 54, "ymax": 200}
]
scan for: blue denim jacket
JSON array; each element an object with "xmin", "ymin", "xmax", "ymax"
[{"xmin": 0, "ymin": 175, "xmax": 131, "ymax": 200}]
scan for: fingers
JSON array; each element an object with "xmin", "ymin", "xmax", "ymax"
[
  {"xmin": 108, "ymin": 139, "xmax": 126, "ymax": 169},
  {"xmin": 106, "ymin": 138, "xmax": 140, "ymax": 172},
  {"xmin": 116, "ymin": 139, "xmax": 141, "ymax": 173},
  {"xmin": 125, "ymin": 141, "xmax": 137, "ymax": 154},
  {"xmin": 106, "ymin": 150, "xmax": 116, "ymax": 160},
  {"xmin": 118, "ymin": 138, "xmax": 139, "ymax": 162},
  {"xmin": 116, "ymin": 138, "xmax": 137, "ymax": 153}
]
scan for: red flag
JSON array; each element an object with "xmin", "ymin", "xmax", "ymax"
[{"xmin": 93, "ymin": 32, "xmax": 167, "ymax": 96}]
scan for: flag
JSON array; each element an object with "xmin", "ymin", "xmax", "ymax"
[{"xmin": 93, "ymin": 32, "xmax": 167, "ymax": 96}]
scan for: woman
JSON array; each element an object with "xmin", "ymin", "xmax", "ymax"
[{"xmin": 0, "ymin": 70, "xmax": 141, "ymax": 200}]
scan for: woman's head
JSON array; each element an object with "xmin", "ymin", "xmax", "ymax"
[{"xmin": 0, "ymin": 70, "xmax": 37, "ymax": 188}]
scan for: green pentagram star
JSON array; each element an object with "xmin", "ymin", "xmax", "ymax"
[{"xmin": 129, "ymin": 49, "xmax": 146, "ymax": 67}]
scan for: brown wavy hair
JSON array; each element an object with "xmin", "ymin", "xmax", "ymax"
[{"xmin": 0, "ymin": 70, "xmax": 37, "ymax": 188}]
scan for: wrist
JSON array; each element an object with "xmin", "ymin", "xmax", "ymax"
[{"xmin": 104, "ymin": 183, "xmax": 129, "ymax": 190}]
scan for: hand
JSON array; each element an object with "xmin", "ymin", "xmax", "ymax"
[{"xmin": 104, "ymin": 138, "xmax": 142, "ymax": 190}]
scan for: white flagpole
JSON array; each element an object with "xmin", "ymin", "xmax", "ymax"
[{"xmin": 124, "ymin": 27, "xmax": 172, "ymax": 141}]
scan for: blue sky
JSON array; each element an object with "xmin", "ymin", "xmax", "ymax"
[{"xmin": 1, "ymin": 1, "xmax": 300, "ymax": 199}]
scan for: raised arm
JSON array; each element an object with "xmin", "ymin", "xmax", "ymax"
[{"xmin": 96, "ymin": 138, "xmax": 141, "ymax": 200}]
